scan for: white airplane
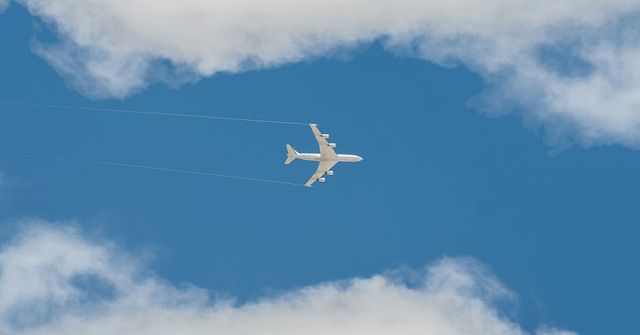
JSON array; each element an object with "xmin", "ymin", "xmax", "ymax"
[{"xmin": 285, "ymin": 124, "xmax": 363, "ymax": 187}]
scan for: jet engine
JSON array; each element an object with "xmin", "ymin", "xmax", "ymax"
[
  {"xmin": 318, "ymin": 177, "xmax": 326, "ymax": 183},
  {"xmin": 326, "ymin": 170, "xmax": 334, "ymax": 176},
  {"xmin": 328, "ymin": 143, "xmax": 336, "ymax": 148},
  {"xmin": 322, "ymin": 134, "xmax": 330, "ymax": 139}
]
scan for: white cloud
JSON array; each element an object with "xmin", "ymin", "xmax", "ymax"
[
  {"xmin": 1, "ymin": 222, "xmax": 573, "ymax": 335},
  {"xmin": 0, "ymin": 0, "xmax": 9, "ymax": 13},
  {"xmin": 14, "ymin": 0, "xmax": 640, "ymax": 148}
]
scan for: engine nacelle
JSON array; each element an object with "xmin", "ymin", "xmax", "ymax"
[
  {"xmin": 326, "ymin": 170, "xmax": 334, "ymax": 176},
  {"xmin": 328, "ymin": 143, "xmax": 336, "ymax": 148},
  {"xmin": 322, "ymin": 133, "xmax": 330, "ymax": 139},
  {"xmin": 318, "ymin": 177, "xmax": 326, "ymax": 183}
]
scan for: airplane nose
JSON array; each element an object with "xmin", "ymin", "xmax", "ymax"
[{"xmin": 357, "ymin": 156, "xmax": 364, "ymax": 162}]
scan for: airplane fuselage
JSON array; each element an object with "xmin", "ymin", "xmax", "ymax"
[
  {"xmin": 285, "ymin": 123, "xmax": 363, "ymax": 187},
  {"xmin": 296, "ymin": 153, "xmax": 363, "ymax": 163}
]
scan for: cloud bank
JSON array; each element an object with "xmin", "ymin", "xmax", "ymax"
[
  {"xmin": 0, "ymin": 222, "xmax": 574, "ymax": 335},
  {"xmin": 12, "ymin": 0, "xmax": 640, "ymax": 148}
]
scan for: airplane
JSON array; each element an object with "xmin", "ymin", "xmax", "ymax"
[{"xmin": 285, "ymin": 123, "xmax": 363, "ymax": 187}]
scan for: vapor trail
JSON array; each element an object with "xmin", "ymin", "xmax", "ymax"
[
  {"xmin": 26, "ymin": 156, "xmax": 305, "ymax": 187},
  {"xmin": 0, "ymin": 100, "xmax": 307, "ymax": 126}
]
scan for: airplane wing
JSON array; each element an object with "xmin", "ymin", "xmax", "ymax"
[
  {"xmin": 310, "ymin": 124, "xmax": 338, "ymax": 159},
  {"xmin": 304, "ymin": 160, "xmax": 338, "ymax": 187}
]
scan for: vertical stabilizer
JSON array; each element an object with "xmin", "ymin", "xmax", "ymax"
[{"xmin": 285, "ymin": 144, "xmax": 298, "ymax": 164}]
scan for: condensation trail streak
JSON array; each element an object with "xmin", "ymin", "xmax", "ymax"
[
  {"xmin": 26, "ymin": 156, "xmax": 306, "ymax": 187},
  {"xmin": 0, "ymin": 101, "xmax": 308, "ymax": 126}
]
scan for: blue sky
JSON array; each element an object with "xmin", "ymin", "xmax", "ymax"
[{"xmin": 1, "ymin": 2, "xmax": 640, "ymax": 335}]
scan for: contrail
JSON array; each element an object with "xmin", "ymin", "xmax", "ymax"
[
  {"xmin": 0, "ymin": 100, "xmax": 307, "ymax": 126},
  {"xmin": 24, "ymin": 155, "xmax": 306, "ymax": 187}
]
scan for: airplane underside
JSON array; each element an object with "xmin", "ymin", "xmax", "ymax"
[{"xmin": 285, "ymin": 124, "xmax": 363, "ymax": 187}]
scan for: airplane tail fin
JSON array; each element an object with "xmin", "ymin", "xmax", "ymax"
[{"xmin": 285, "ymin": 144, "xmax": 298, "ymax": 165}]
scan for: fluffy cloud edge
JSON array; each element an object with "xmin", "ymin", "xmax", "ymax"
[
  {"xmin": 0, "ymin": 221, "xmax": 575, "ymax": 335},
  {"xmin": 12, "ymin": 0, "xmax": 640, "ymax": 149},
  {"xmin": 0, "ymin": 0, "xmax": 9, "ymax": 13}
]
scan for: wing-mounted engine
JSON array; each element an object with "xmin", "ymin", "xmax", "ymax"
[
  {"xmin": 326, "ymin": 170, "xmax": 334, "ymax": 176},
  {"xmin": 322, "ymin": 133, "xmax": 330, "ymax": 139},
  {"xmin": 318, "ymin": 177, "xmax": 326, "ymax": 183},
  {"xmin": 328, "ymin": 143, "xmax": 336, "ymax": 148}
]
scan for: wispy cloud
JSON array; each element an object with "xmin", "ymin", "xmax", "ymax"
[
  {"xmin": 0, "ymin": 0, "xmax": 8, "ymax": 14},
  {"xmin": 11, "ymin": 0, "xmax": 640, "ymax": 148},
  {"xmin": 1, "ymin": 222, "xmax": 574, "ymax": 335}
]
